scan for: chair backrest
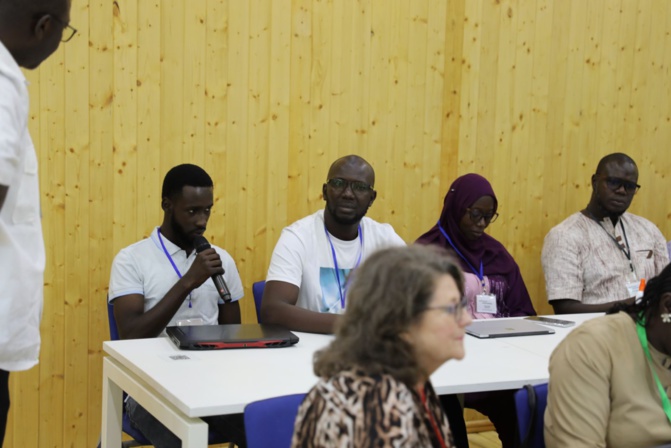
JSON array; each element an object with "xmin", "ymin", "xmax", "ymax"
[
  {"xmin": 252, "ymin": 281, "xmax": 266, "ymax": 324},
  {"xmin": 244, "ymin": 393, "xmax": 305, "ymax": 448},
  {"xmin": 515, "ymin": 383, "xmax": 549, "ymax": 448},
  {"xmin": 107, "ymin": 299, "xmax": 120, "ymax": 340}
]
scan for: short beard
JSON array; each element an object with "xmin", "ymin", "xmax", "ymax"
[
  {"xmin": 170, "ymin": 214, "xmax": 193, "ymax": 246},
  {"xmin": 326, "ymin": 201, "xmax": 367, "ymax": 226}
]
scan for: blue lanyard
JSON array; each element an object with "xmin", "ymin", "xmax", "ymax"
[
  {"xmin": 324, "ymin": 224, "xmax": 363, "ymax": 309},
  {"xmin": 437, "ymin": 221, "xmax": 485, "ymax": 290},
  {"xmin": 157, "ymin": 228, "xmax": 192, "ymax": 308}
]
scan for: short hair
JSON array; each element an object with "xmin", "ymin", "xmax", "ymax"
[
  {"xmin": 595, "ymin": 153, "xmax": 637, "ymax": 175},
  {"xmin": 608, "ymin": 262, "xmax": 671, "ymax": 328},
  {"xmin": 313, "ymin": 245, "xmax": 464, "ymax": 387},
  {"xmin": 326, "ymin": 154, "xmax": 375, "ymax": 186},
  {"xmin": 161, "ymin": 164, "xmax": 213, "ymax": 199}
]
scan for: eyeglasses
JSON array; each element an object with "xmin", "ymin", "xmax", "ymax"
[
  {"xmin": 467, "ymin": 208, "xmax": 499, "ymax": 224},
  {"xmin": 326, "ymin": 178, "xmax": 375, "ymax": 194},
  {"xmin": 49, "ymin": 14, "xmax": 78, "ymax": 43},
  {"xmin": 600, "ymin": 176, "xmax": 640, "ymax": 194},
  {"xmin": 423, "ymin": 298, "xmax": 469, "ymax": 320}
]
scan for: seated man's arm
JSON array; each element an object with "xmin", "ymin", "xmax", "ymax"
[
  {"xmin": 112, "ymin": 246, "xmax": 224, "ymax": 339},
  {"xmin": 217, "ymin": 250, "xmax": 244, "ymax": 324},
  {"xmin": 550, "ymin": 298, "xmax": 633, "ymax": 314},
  {"xmin": 261, "ymin": 280, "xmax": 339, "ymax": 334},
  {"xmin": 218, "ymin": 301, "xmax": 241, "ymax": 324},
  {"xmin": 541, "ymin": 225, "xmax": 625, "ymax": 315}
]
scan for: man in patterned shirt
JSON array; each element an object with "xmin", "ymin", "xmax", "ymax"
[{"xmin": 542, "ymin": 153, "xmax": 668, "ymax": 314}]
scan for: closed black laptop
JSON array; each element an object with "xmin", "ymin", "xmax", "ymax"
[{"xmin": 166, "ymin": 324, "xmax": 299, "ymax": 350}]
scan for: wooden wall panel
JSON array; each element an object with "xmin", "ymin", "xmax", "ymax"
[{"xmin": 5, "ymin": 1, "xmax": 671, "ymax": 446}]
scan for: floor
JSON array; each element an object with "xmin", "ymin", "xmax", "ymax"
[
  {"xmin": 468, "ymin": 431, "xmax": 503, "ymax": 448},
  {"xmin": 130, "ymin": 430, "xmax": 503, "ymax": 447}
]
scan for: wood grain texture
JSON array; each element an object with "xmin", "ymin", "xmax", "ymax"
[{"xmin": 5, "ymin": 1, "xmax": 671, "ymax": 445}]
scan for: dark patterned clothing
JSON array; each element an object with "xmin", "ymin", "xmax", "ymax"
[{"xmin": 292, "ymin": 369, "xmax": 454, "ymax": 448}]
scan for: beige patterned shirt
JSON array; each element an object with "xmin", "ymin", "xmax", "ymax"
[{"xmin": 542, "ymin": 212, "xmax": 668, "ymax": 304}]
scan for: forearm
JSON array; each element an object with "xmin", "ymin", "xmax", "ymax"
[
  {"xmin": 551, "ymin": 298, "xmax": 632, "ymax": 315},
  {"xmin": 119, "ymin": 278, "xmax": 197, "ymax": 339},
  {"xmin": 262, "ymin": 300, "xmax": 340, "ymax": 334}
]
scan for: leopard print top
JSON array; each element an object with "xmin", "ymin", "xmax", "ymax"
[{"xmin": 291, "ymin": 368, "xmax": 454, "ymax": 447}]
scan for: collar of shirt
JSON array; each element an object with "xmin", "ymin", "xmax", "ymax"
[
  {"xmin": 151, "ymin": 226, "xmax": 188, "ymax": 257},
  {"xmin": 0, "ymin": 40, "xmax": 28, "ymax": 87}
]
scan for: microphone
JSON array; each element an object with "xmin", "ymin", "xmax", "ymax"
[{"xmin": 193, "ymin": 236, "xmax": 232, "ymax": 303}]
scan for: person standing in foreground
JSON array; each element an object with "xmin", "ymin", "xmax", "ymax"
[
  {"xmin": 0, "ymin": 0, "xmax": 76, "ymax": 443},
  {"xmin": 292, "ymin": 245, "xmax": 472, "ymax": 448},
  {"xmin": 542, "ymin": 153, "xmax": 668, "ymax": 314}
]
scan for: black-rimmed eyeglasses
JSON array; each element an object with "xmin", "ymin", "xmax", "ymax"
[
  {"xmin": 326, "ymin": 178, "xmax": 375, "ymax": 195},
  {"xmin": 599, "ymin": 176, "xmax": 640, "ymax": 194},
  {"xmin": 50, "ymin": 14, "xmax": 77, "ymax": 43},
  {"xmin": 467, "ymin": 208, "xmax": 499, "ymax": 224}
]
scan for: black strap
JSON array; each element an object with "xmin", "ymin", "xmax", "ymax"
[{"xmin": 520, "ymin": 384, "xmax": 537, "ymax": 448}]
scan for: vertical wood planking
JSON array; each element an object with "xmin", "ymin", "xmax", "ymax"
[
  {"xmin": 63, "ymin": 0, "xmax": 92, "ymax": 444},
  {"xmin": 87, "ymin": 0, "xmax": 115, "ymax": 441},
  {"xmin": 7, "ymin": 2, "xmax": 671, "ymax": 445}
]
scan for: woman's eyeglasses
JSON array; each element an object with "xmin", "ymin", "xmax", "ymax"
[
  {"xmin": 423, "ymin": 298, "xmax": 469, "ymax": 320},
  {"xmin": 467, "ymin": 208, "xmax": 499, "ymax": 224}
]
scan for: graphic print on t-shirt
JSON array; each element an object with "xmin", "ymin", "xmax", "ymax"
[{"xmin": 319, "ymin": 267, "xmax": 352, "ymax": 313}]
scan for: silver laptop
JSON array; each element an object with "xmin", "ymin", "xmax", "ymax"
[{"xmin": 466, "ymin": 319, "xmax": 555, "ymax": 339}]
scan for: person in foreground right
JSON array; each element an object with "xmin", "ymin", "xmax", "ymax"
[
  {"xmin": 292, "ymin": 245, "xmax": 471, "ymax": 448},
  {"xmin": 545, "ymin": 263, "xmax": 671, "ymax": 448}
]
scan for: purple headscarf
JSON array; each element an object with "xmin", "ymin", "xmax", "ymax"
[{"xmin": 416, "ymin": 173, "xmax": 535, "ymax": 316}]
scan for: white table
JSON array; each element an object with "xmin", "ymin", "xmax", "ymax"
[{"xmin": 101, "ymin": 313, "xmax": 600, "ymax": 447}]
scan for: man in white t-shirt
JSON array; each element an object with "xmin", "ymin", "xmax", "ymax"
[
  {"xmin": 261, "ymin": 155, "xmax": 405, "ymax": 334},
  {"xmin": 108, "ymin": 164, "xmax": 246, "ymax": 447},
  {"xmin": 0, "ymin": 0, "xmax": 75, "ymax": 443}
]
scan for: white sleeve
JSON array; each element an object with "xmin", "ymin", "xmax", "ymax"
[
  {"xmin": 265, "ymin": 228, "xmax": 306, "ymax": 287},
  {"xmin": 0, "ymin": 75, "xmax": 23, "ymax": 184},
  {"xmin": 384, "ymin": 225, "xmax": 406, "ymax": 247},
  {"xmin": 108, "ymin": 249, "xmax": 144, "ymax": 302},
  {"xmin": 218, "ymin": 249, "xmax": 244, "ymax": 302}
]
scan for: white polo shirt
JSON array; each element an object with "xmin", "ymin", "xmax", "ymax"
[
  {"xmin": 109, "ymin": 227, "xmax": 244, "ymax": 330},
  {"xmin": 0, "ymin": 41, "xmax": 46, "ymax": 371}
]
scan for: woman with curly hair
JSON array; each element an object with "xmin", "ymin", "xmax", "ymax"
[{"xmin": 291, "ymin": 245, "xmax": 471, "ymax": 448}]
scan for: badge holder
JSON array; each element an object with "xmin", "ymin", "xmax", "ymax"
[{"xmin": 476, "ymin": 293, "xmax": 497, "ymax": 314}]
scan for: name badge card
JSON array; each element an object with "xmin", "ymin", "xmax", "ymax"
[
  {"xmin": 176, "ymin": 318, "xmax": 205, "ymax": 326},
  {"xmin": 476, "ymin": 293, "xmax": 497, "ymax": 314}
]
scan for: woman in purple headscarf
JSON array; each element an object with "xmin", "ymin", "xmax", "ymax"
[
  {"xmin": 416, "ymin": 173, "xmax": 535, "ymax": 318},
  {"xmin": 416, "ymin": 173, "xmax": 536, "ymax": 448}
]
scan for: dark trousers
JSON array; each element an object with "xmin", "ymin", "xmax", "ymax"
[
  {"xmin": 0, "ymin": 370, "xmax": 9, "ymax": 447},
  {"xmin": 440, "ymin": 394, "xmax": 469, "ymax": 448},
  {"xmin": 465, "ymin": 390, "xmax": 518, "ymax": 448}
]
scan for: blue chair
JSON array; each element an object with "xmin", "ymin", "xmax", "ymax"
[
  {"xmin": 252, "ymin": 281, "xmax": 266, "ymax": 323},
  {"xmin": 244, "ymin": 393, "xmax": 306, "ymax": 448},
  {"xmin": 106, "ymin": 300, "xmax": 230, "ymax": 447},
  {"xmin": 514, "ymin": 383, "xmax": 549, "ymax": 448}
]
